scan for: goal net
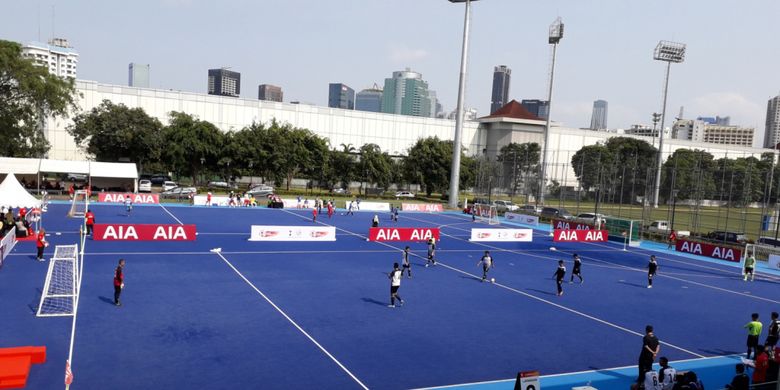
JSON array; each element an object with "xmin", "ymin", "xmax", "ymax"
[
  {"xmin": 36, "ymin": 244, "xmax": 79, "ymax": 317},
  {"xmin": 68, "ymin": 190, "xmax": 89, "ymax": 218},
  {"xmin": 475, "ymin": 204, "xmax": 500, "ymax": 225},
  {"xmin": 603, "ymin": 217, "xmax": 642, "ymax": 247}
]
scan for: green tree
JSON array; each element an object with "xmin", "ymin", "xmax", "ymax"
[
  {"xmin": 404, "ymin": 137, "xmax": 474, "ymax": 196},
  {"xmin": 161, "ymin": 112, "xmax": 225, "ymax": 183},
  {"xmin": 67, "ymin": 100, "xmax": 163, "ymax": 171},
  {"xmin": 0, "ymin": 40, "xmax": 78, "ymax": 157},
  {"xmin": 359, "ymin": 143, "xmax": 393, "ymax": 193},
  {"xmin": 659, "ymin": 149, "xmax": 717, "ymax": 203},
  {"xmin": 498, "ymin": 142, "xmax": 540, "ymax": 196}
]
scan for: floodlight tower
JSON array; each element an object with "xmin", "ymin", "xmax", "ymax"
[
  {"xmin": 651, "ymin": 40, "xmax": 686, "ymax": 208},
  {"xmin": 447, "ymin": 0, "xmax": 480, "ymax": 209},
  {"xmin": 538, "ymin": 17, "xmax": 563, "ymax": 206}
]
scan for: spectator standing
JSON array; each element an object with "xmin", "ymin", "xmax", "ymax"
[
  {"xmin": 766, "ymin": 312, "xmax": 780, "ymax": 347},
  {"xmin": 638, "ymin": 325, "xmax": 660, "ymax": 384},
  {"xmin": 725, "ymin": 363, "xmax": 749, "ymax": 390},
  {"xmin": 667, "ymin": 230, "xmax": 677, "ymax": 249},
  {"xmin": 745, "ymin": 313, "xmax": 763, "ymax": 360}
]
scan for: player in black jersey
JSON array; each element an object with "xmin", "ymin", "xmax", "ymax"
[
  {"xmin": 570, "ymin": 253, "xmax": 583, "ymax": 284},
  {"xmin": 647, "ymin": 255, "xmax": 658, "ymax": 288},
  {"xmin": 426, "ymin": 238, "xmax": 436, "ymax": 267},
  {"xmin": 553, "ymin": 260, "xmax": 566, "ymax": 296}
]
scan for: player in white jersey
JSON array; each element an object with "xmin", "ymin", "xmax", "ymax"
[
  {"xmin": 657, "ymin": 357, "xmax": 676, "ymax": 390},
  {"xmin": 388, "ymin": 262, "xmax": 404, "ymax": 308},
  {"xmin": 124, "ymin": 195, "xmax": 133, "ymax": 215},
  {"xmin": 643, "ymin": 370, "xmax": 662, "ymax": 390},
  {"xmin": 477, "ymin": 251, "xmax": 494, "ymax": 282}
]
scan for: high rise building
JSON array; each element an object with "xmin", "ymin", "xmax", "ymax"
[
  {"xmin": 328, "ymin": 83, "xmax": 355, "ymax": 110},
  {"xmin": 589, "ymin": 100, "xmax": 608, "ymax": 130},
  {"xmin": 128, "ymin": 63, "xmax": 150, "ymax": 88},
  {"xmin": 427, "ymin": 90, "xmax": 439, "ymax": 118},
  {"xmin": 21, "ymin": 38, "xmax": 79, "ymax": 78},
  {"xmin": 381, "ymin": 68, "xmax": 432, "ymax": 117},
  {"xmin": 258, "ymin": 84, "xmax": 283, "ymax": 102},
  {"xmin": 490, "ymin": 65, "xmax": 511, "ymax": 114},
  {"xmin": 764, "ymin": 95, "xmax": 780, "ymax": 148},
  {"xmin": 520, "ymin": 99, "xmax": 549, "ymax": 120},
  {"xmin": 675, "ymin": 119, "xmax": 754, "ymax": 147},
  {"xmin": 207, "ymin": 68, "xmax": 240, "ymax": 97},
  {"xmin": 355, "ymin": 86, "xmax": 383, "ymax": 112}
]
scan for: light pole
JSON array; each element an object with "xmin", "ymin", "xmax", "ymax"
[
  {"xmin": 651, "ymin": 40, "xmax": 686, "ymax": 208},
  {"xmin": 651, "ymin": 112, "xmax": 661, "ymax": 148},
  {"xmin": 447, "ymin": 0, "xmax": 479, "ymax": 209},
  {"xmin": 539, "ymin": 17, "xmax": 564, "ymax": 206}
]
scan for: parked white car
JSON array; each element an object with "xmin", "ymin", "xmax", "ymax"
[
  {"xmin": 395, "ymin": 191, "xmax": 415, "ymax": 198},
  {"xmin": 647, "ymin": 220, "xmax": 671, "ymax": 234},
  {"xmin": 492, "ymin": 200, "xmax": 519, "ymax": 212},
  {"xmin": 139, "ymin": 179, "xmax": 152, "ymax": 193},
  {"xmin": 162, "ymin": 181, "xmax": 178, "ymax": 191}
]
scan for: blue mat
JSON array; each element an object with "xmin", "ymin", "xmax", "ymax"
[{"xmin": 2, "ymin": 203, "xmax": 777, "ymax": 389}]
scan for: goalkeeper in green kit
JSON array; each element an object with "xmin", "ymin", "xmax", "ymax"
[{"xmin": 743, "ymin": 254, "xmax": 755, "ymax": 282}]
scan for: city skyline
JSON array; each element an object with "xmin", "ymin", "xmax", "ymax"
[{"xmin": 2, "ymin": 0, "xmax": 778, "ymax": 146}]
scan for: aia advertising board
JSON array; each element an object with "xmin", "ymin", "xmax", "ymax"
[
  {"xmin": 401, "ymin": 203, "xmax": 444, "ymax": 212},
  {"xmin": 98, "ymin": 193, "xmax": 159, "ymax": 204},
  {"xmin": 551, "ymin": 218, "xmax": 595, "ymax": 231},
  {"xmin": 368, "ymin": 227, "xmax": 440, "ymax": 242},
  {"xmin": 92, "ymin": 224, "xmax": 196, "ymax": 241},
  {"xmin": 553, "ymin": 230, "xmax": 609, "ymax": 242},
  {"xmin": 675, "ymin": 239, "xmax": 741, "ymax": 262},
  {"xmin": 249, "ymin": 226, "xmax": 336, "ymax": 241}
]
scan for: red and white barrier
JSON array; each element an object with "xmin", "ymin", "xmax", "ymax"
[
  {"xmin": 368, "ymin": 227, "xmax": 440, "ymax": 242},
  {"xmin": 675, "ymin": 239, "xmax": 741, "ymax": 262},
  {"xmin": 401, "ymin": 203, "xmax": 444, "ymax": 212},
  {"xmin": 553, "ymin": 229, "xmax": 609, "ymax": 242},
  {"xmin": 249, "ymin": 225, "xmax": 336, "ymax": 241},
  {"xmin": 98, "ymin": 193, "xmax": 159, "ymax": 204},
  {"xmin": 551, "ymin": 218, "xmax": 594, "ymax": 230},
  {"xmin": 92, "ymin": 224, "xmax": 197, "ymax": 241},
  {"xmin": 469, "ymin": 228, "xmax": 533, "ymax": 242}
]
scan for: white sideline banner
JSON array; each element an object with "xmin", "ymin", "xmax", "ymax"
[
  {"xmin": 344, "ymin": 201, "xmax": 390, "ymax": 211},
  {"xmin": 470, "ymin": 228, "xmax": 533, "ymax": 242},
  {"xmin": 193, "ymin": 195, "xmax": 231, "ymax": 206},
  {"xmin": 504, "ymin": 213, "xmax": 539, "ymax": 226},
  {"xmin": 769, "ymin": 254, "xmax": 780, "ymax": 271},
  {"xmin": 0, "ymin": 226, "xmax": 17, "ymax": 267},
  {"xmin": 249, "ymin": 225, "xmax": 337, "ymax": 241}
]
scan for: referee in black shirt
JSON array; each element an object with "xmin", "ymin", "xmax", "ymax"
[{"xmin": 637, "ymin": 325, "xmax": 660, "ymax": 383}]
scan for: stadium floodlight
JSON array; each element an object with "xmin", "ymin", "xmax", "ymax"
[
  {"xmin": 538, "ymin": 17, "xmax": 564, "ymax": 206},
  {"xmin": 651, "ymin": 40, "xmax": 686, "ymax": 208},
  {"xmin": 447, "ymin": 0, "xmax": 480, "ymax": 209}
]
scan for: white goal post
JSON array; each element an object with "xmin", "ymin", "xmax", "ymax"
[
  {"xmin": 68, "ymin": 190, "xmax": 89, "ymax": 218},
  {"xmin": 36, "ymin": 244, "xmax": 80, "ymax": 317},
  {"xmin": 474, "ymin": 204, "xmax": 500, "ymax": 225}
]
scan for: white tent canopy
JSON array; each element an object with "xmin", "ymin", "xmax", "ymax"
[
  {"xmin": 0, "ymin": 173, "xmax": 42, "ymax": 208},
  {"xmin": 0, "ymin": 157, "xmax": 39, "ymax": 175},
  {"xmin": 89, "ymin": 162, "xmax": 137, "ymax": 178},
  {"xmin": 39, "ymin": 159, "xmax": 90, "ymax": 174}
]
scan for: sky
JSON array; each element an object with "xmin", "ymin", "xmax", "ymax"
[{"xmin": 2, "ymin": 0, "xmax": 779, "ymax": 147}]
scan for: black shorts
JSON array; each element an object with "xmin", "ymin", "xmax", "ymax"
[
  {"xmin": 766, "ymin": 335, "xmax": 778, "ymax": 346},
  {"xmin": 402, "ymin": 263, "xmax": 410, "ymax": 269},
  {"xmin": 744, "ymin": 267, "xmax": 754, "ymax": 273},
  {"xmin": 391, "ymin": 285, "xmax": 399, "ymax": 294},
  {"xmin": 573, "ymin": 267, "xmax": 581, "ymax": 275},
  {"xmin": 747, "ymin": 334, "xmax": 759, "ymax": 347}
]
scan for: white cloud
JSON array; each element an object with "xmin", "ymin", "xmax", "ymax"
[{"xmin": 388, "ymin": 44, "xmax": 429, "ymax": 63}]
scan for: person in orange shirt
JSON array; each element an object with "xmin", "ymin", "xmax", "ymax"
[
  {"xmin": 667, "ymin": 230, "xmax": 677, "ymax": 249},
  {"xmin": 85, "ymin": 209, "xmax": 96, "ymax": 236},
  {"xmin": 36, "ymin": 229, "xmax": 47, "ymax": 261}
]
